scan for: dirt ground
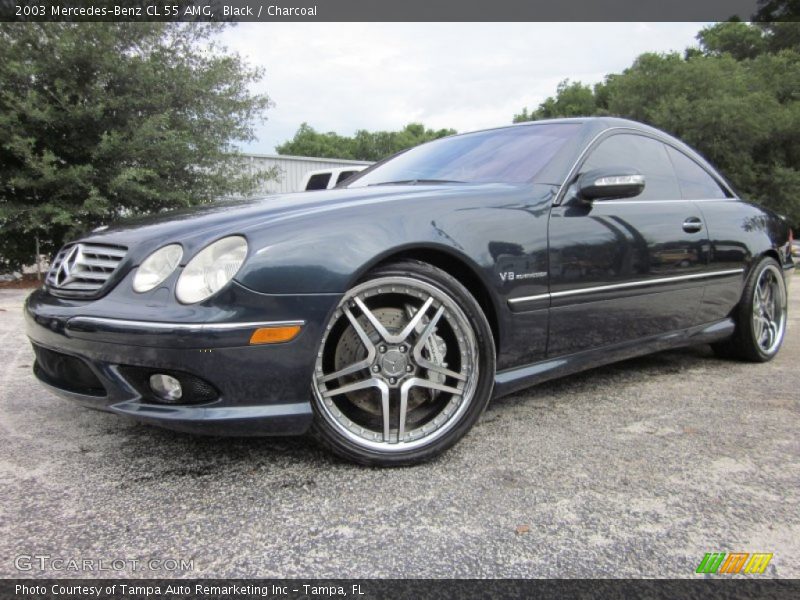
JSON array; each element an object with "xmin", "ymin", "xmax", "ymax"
[{"xmin": 1, "ymin": 282, "xmax": 798, "ymax": 578}]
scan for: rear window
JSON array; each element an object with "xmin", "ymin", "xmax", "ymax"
[
  {"xmin": 350, "ymin": 124, "xmax": 580, "ymax": 186},
  {"xmin": 305, "ymin": 173, "xmax": 332, "ymax": 190},
  {"xmin": 666, "ymin": 146, "xmax": 728, "ymax": 199}
]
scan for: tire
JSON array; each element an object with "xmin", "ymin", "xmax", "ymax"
[
  {"xmin": 711, "ymin": 256, "xmax": 788, "ymax": 362},
  {"xmin": 310, "ymin": 260, "xmax": 496, "ymax": 466}
]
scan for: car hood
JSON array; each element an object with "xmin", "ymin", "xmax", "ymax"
[
  {"xmin": 80, "ymin": 183, "xmax": 518, "ymax": 258},
  {"xmin": 81, "ymin": 184, "xmax": 528, "ymax": 264}
]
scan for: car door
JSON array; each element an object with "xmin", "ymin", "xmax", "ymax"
[
  {"xmin": 664, "ymin": 145, "xmax": 747, "ymax": 323},
  {"xmin": 546, "ymin": 132, "xmax": 711, "ymax": 356}
]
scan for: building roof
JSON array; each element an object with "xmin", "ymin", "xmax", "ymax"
[{"xmin": 240, "ymin": 153, "xmax": 372, "ymax": 165}]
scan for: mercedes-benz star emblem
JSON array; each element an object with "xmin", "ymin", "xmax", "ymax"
[{"xmin": 56, "ymin": 244, "xmax": 82, "ymax": 287}]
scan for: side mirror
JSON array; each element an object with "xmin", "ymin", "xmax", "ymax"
[{"xmin": 577, "ymin": 167, "xmax": 645, "ymax": 201}]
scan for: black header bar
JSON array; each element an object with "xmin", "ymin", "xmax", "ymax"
[
  {"xmin": 3, "ymin": 579, "xmax": 800, "ymax": 600},
  {"xmin": 3, "ymin": 0, "xmax": 793, "ymax": 23}
]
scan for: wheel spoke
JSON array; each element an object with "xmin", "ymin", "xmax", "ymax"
[
  {"xmin": 344, "ymin": 306, "xmax": 376, "ymax": 354},
  {"xmin": 758, "ymin": 279, "xmax": 770, "ymax": 304},
  {"xmin": 764, "ymin": 303, "xmax": 774, "ymax": 321},
  {"xmin": 353, "ymin": 297, "xmax": 393, "ymax": 342},
  {"xmin": 398, "ymin": 383, "xmax": 409, "ymax": 442},
  {"xmin": 412, "ymin": 306, "xmax": 468, "ymax": 382},
  {"xmin": 764, "ymin": 279, "xmax": 777, "ymax": 320},
  {"xmin": 754, "ymin": 315, "xmax": 765, "ymax": 344},
  {"xmin": 355, "ymin": 295, "xmax": 435, "ymax": 344},
  {"xmin": 422, "ymin": 361, "xmax": 468, "ymax": 382},
  {"xmin": 322, "ymin": 377, "xmax": 386, "ymax": 398},
  {"xmin": 408, "ymin": 376, "xmax": 463, "ymax": 396},
  {"xmin": 414, "ymin": 305, "xmax": 444, "ymax": 348},
  {"xmin": 754, "ymin": 313, "xmax": 777, "ymax": 349},
  {"xmin": 320, "ymin": 359, "xmax": 372, "ymax": 383},
  {"xmin": 764, "ymin": 319, "xmax": 776, "ymax": 349},
  {"xmin": 395, "ymin": 296, "xmax": 434, "ymax": 342},
  {"xmin": 322, "ymin": 377, "xmax": 391, "ymax": 442},
  {"xmin": 320, "ymin": 307, "xmax": 378, "ymax": 383},
  {"xmin": 379, "ymin": 382, "xmax": 391, "ymax": 442},
  {"xmin": 398, "ymin": 377, "xmax": 463, "ymax": 440}
]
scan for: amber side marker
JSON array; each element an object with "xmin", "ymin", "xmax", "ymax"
[{"xmin": 249, "ymin": 325, "xmax": 302, "ymax": 345}]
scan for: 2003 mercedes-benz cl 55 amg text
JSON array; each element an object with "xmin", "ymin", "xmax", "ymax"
[{"xmin": 26, "ymin": 118, "xmax": 794, "ymax": 465}]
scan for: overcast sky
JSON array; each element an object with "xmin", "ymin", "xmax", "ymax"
[{"xmin": 217, "ymin": 23, "xmax": 708, "ymax": 155}]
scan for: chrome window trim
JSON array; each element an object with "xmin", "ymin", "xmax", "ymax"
[
  {"xmin": 66, "ymin": 316, "xmax": 305, "ymax": 333},
  {"xmin": 508, "ymin": 268, "xmax": 744, "ymax": 306},
  {"xmin": 593, "ymin": 198, "xmax": 730, "ymax": 205},
  {"xmin": 553, "ymin": 126, "xmax": 630, "ymax": 206}
]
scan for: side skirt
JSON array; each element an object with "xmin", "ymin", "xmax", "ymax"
[{"xmin": 492, "ymin": 318, "xmax": 735, "ymax": 399}]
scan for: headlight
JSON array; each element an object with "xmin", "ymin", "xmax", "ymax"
[
  {"xmin": 133, "ymin": 244, "xmax": 183, "ymax": 293},
  {"xmin": 175, "ymin": 236, "xmax": 248, "ymax": 304}
]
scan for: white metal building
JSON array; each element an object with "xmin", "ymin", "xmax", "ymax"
[{"xmin": 238, "ymin": 153, "xmax": 372, "ymax": 195}]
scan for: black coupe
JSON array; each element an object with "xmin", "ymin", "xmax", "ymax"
[{"xmin": 26, "ymin": 118, "xmax": 794, "ymax": 465}]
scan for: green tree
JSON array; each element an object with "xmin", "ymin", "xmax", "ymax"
[
  {"xmin": 513, "ymin": 80, "xmax": 598, "ymax": 123},
  {"xmin": 0, "ymin": 23, "xmax": 271, "ymax": 270},
  {"xmin": 275, "ymin": 123, "xmax": 357, "ymax": 159},
  {"xmin": 697, "ymin": 21, "xmax": 767, "ymax": 60},
  {"xmin": 512, "ymin": 22, "xmax": 800, "ymax": 229},
  {"xmin": 277, "ymin": 122, "xmax": 457, "ymax": 162}
]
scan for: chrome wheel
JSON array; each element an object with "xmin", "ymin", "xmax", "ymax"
[
  {"xmin": 312, "ymin": 276, "xmax": 479, "ymax": 452},
  {"xmin": 751, "ymin": 264, "xmax": 787, "ymax": 356}
]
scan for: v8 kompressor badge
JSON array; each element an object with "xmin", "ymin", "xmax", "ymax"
[{"xmin": 499, "ymin": 271, "xmax": 547, "ymax": 282}]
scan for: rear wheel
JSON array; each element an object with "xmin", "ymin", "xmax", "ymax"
[
  {"xmin": 712, "ymin": 256, "xmax": 788, "ymax": 362},
  {"xmin": 310, "ymin": 260, "xmax": 495, "ymax": 466}
]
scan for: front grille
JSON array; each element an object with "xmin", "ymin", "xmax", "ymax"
[
  {"xmin": 32, "ymin": 345, "xmax": 106, "ymax": 397},
  {"xmin": 46, "ymin": 242, "xmax": 127, "ymax": 296}
]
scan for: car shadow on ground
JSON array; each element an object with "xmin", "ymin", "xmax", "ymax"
[
  {"xmin": 87, "ymin": 343, "xmax": 724, "ymax": 475},
  {"xmin": 489, "ymin": 343, "xmax": 718, "ymax": 412}
]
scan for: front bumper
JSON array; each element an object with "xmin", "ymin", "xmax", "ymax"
[{"xmin": 24, "ymin": 283, "xmax": 340, "ymax": 436}]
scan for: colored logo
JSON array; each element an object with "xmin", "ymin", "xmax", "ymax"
[{"xmin": 696, "ymin": 552, "xmax": 773, "ymax": 574}]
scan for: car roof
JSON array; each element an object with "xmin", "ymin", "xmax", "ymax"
[
  {"xmin": 352, "ymin": 117, "xmax": 730, "ymax": 192},
  {"xmin": 466, "ymin": 116, "xmax": 666, "ymax": 139}
]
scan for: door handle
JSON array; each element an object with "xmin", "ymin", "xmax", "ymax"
[{"xmin": 682, "ymin": 217, "xmax": 703, "ymax": 233}]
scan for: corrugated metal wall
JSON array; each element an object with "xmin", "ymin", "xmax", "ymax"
[{"xmin": 238, "ymin": 154, "xmax": 372, "ymax": 195}]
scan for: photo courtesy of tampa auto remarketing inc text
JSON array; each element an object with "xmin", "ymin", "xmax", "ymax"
[{"xmin": 0, "ymin": 0, "xmax": 798, "ymax": 598}]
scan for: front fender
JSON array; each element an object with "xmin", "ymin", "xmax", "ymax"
[{"xmin": 234, "ymin": 185, "xmax": 552, "ymax": 296}]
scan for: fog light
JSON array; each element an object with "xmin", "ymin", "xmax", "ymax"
[{"xmin": 149, "ymin": 373, "xmax": 183, "ymax": 402}]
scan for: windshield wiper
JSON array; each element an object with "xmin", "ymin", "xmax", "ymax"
[{"xmin": 367, "ymin": 179, "xmax": 465, "ymax": 186}]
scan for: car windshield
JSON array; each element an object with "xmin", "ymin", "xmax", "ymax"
[{"xmin": 349, "ymin": 123, "xmax": 580, "ymax": 187}]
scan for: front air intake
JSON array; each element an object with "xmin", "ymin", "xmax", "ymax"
[{"xmin": 32, "ymin": 344, "xmax": 106, "ymax": 397}]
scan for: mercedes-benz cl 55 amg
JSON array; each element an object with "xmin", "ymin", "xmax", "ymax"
[{"xmin": 26, "ymin": 118, "xmax": 794, "ymax": 465}]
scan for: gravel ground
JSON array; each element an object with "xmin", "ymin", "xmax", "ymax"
[{"xmin": 1, "ymin": 282, "xmax": 798, "ymax": 579}]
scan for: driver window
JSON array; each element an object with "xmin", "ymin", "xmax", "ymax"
[{"xmin": 582, "ymin": 134, "xmax": 681, "ymax": 200}]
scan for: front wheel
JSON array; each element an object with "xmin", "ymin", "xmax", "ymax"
[
  {"xmin": 310, "ymin": 260, "xmax": 496, "ymax": 466},
  {"xmin": 712, "ymin": 256, "xmax": 788, "ymax": 362}
]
